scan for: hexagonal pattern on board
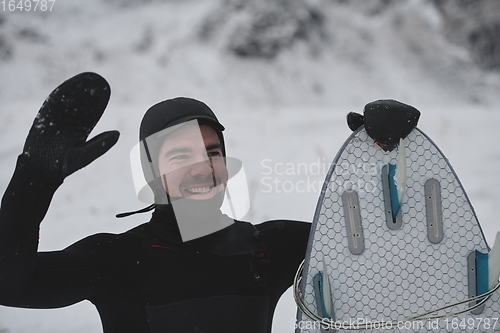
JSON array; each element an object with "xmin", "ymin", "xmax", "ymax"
[{"xmin": 296, "ymin": 127, "xmax": 500, "ymax": 333}]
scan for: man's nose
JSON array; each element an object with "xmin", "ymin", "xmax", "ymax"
[{"xmin": 189, "ymin": 156, "xmax": 214, "ymax": 177}]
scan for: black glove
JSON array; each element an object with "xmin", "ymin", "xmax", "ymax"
[
  {"xmin": 346, "ymin": 100, "xmax": 420, "ymax": 151},
  {"xmin": 22, "ymin": 72, "xmax": 119, "ymax": 180}
]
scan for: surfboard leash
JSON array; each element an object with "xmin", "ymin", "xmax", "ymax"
[{"xmin": 293, "ymin": 259, "xmax": 500, "ymax": 331}]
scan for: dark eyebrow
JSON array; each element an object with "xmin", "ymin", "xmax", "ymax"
[{"xmin": 206, "ymin": 143, "xmax": 222, "ymax": 151}]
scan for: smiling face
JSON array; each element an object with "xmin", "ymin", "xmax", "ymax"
[{"xmin": 157, "ymin": 122, "xmax": 227, "ymax": 200}]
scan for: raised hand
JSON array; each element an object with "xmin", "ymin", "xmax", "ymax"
[{"xmin": 22, "ymin": 72, "xmax": 119, "ymax": 180}]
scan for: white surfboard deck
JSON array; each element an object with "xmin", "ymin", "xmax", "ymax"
[{"xmin": 296, "ymin": 126, "xmax": 500, "ymax": 332}]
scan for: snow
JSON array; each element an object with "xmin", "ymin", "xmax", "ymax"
[{"xmin": 1, "ymin": 0, "xmax": 500, "ymax": 332}]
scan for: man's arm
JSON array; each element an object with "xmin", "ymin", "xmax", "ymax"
[{"xmin": 0, "ymin": 72, "xmax": 119, "ymax": 307}]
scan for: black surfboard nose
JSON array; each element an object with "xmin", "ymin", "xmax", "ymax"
[{"xmin": 363, "ymin": 100, "xmax": 421, "ymax": 149}]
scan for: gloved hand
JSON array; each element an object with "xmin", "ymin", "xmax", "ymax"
[
  {"xmin": 346, "ymin": 100, "xmax": 420, "ymax": 152},
  {"xmin": 22, "ymin": 72, "xmax": 119, "ymax": 180}
]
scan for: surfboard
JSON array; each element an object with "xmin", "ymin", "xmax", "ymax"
[{"xmin": 294, "ymin": 100, "xmax": 500, "ymax": 333}]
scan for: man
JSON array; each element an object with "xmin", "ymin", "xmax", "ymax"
[{"xmin": 0, "ymin": 72, "xmax": 310, "ymax": 333}]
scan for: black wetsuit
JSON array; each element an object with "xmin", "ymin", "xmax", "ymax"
[{"xmin": 0, "ymin": 156, "xmax": 310, "ymax": 333}]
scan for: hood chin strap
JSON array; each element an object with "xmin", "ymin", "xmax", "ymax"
[{"xmin": 115, "ymin": 203, "xmax": 156, "ymax": 218}]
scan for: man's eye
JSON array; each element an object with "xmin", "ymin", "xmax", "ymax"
[
  {"xmin": 208, "ymin": 151, "xmax": 221, "ymax": 157},
  {"xmin": 171, "ymin": 154, "xmax": 188, "ymax": 160}
]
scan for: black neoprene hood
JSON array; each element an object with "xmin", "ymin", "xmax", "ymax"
[{"xmin": 139, "ymin": 97, "xmax": 225, "ymax": 142}]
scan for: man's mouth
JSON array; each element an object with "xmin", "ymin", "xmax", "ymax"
[
  {"xmin": 185, "ymin": 186, "xmax": 213, "ymax": 194},
  {"xmin": 181, "ymin": 183, "xmax": 224, "ymax": 200}
]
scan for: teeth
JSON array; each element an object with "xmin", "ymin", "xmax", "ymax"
[{"xmin": 187, "ymin": 187, "xmax": 211, "ymax": 194}]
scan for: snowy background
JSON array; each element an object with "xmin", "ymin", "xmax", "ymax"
[{"xmin": 1, "ymin": 0, "xmax": 500, "ymax": 332}]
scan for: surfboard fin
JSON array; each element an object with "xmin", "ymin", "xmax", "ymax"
[
  {"xmin": 381, "ymin": 138, "xmax": 406, "ymax": 229},
  {"xmin": 388, "ymin": 138, "xmax": 407, "ymax": 220},
  {"xmin": 475, "ymin": 232, "xmax": 500, "ymax": 296},
  {"xmin": 488, "ymin": 232, "xmax": 500, "ymax": 290},
  {"xmin": 321, "ymin": 256, "xmax": 333, "ymax": 318},
  {"xmin": 313, "ymin": 256, "xmax": 333, "ymax": 320}
]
